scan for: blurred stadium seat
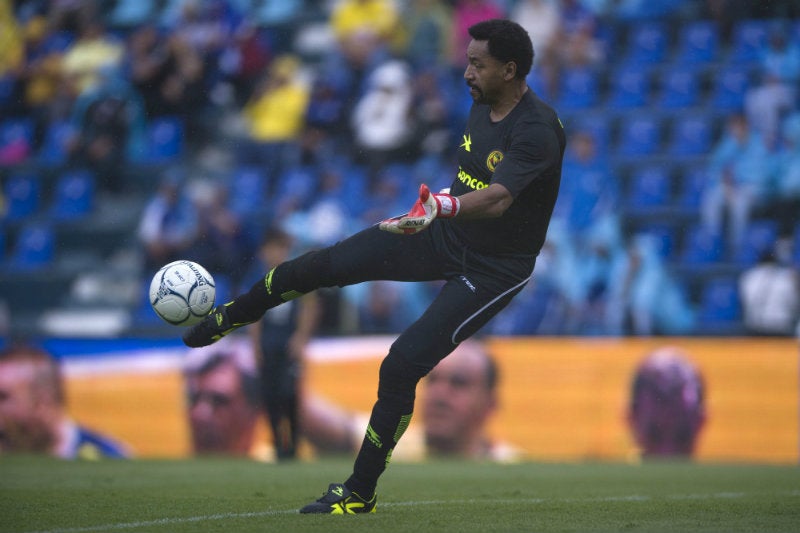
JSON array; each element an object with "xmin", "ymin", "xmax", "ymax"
[
  {"xmin": 674, "ymin": 20, "xmax": 720, "ymax": 65},
  {"xmin": 608, "ymin": 67, "xmax": 651, "ymax": 108},
  {"xmin": 709, "ymin": 66, "xmax": 750, "ymax": 111},
  {"xmin": 0, "ymin": 117, "xmax": 34, "ymax": 164},
  {"xmin": 734, "ymin": 219, "xmax": 778, "ymax": 266},
  {"xmin": 729, "ymin": 19, "xmax": 769, "ymax": 64},
  {"xmin": 8, "ymin": 224, "xmax": 55, "ymax": 270},
  {"xmin": 626, "ymin": 165, "xmax": 672, "ymax": 209},
  {"xmin": 38, "ymin": 120, "xmax": 76, "ymax": 167},
  {"xmin": 667, "ymin": 115, "xmax": 712, "ymax": 156},
  {"xmin": 557, "ymin": 67, "xmax": 600, "ymax": 111},
  {"xmin": 622, "ymin": 22, "xmax": 669, "ymax": 65},
  {"xmin": 678, "ymin": 165, "xmax": 710, "ymax": 209},
  {"xmin": 145, "ymin": 116, "xmax": 184, "ymax": 163},
  {"xmin": 3, "ymin": 174, "xmax": 41, "ymax": 222},
  {"xmin": 616, "ymin": 114, "xmax": 662, "ymax": 157},
  {"xmin": 658, "ymin": 67, "xmax": 701, "ymax": 109},
  {"xmin": 680, "ymin": 224, "xmax": 724, "ymax": 265},
  {"xmin": 50, "ymin": 169, "xmax": 96, "ymax": 220},
  {"xmin": 697, "ymin": 277, "xmax": 741, "ymax": 329},
  {"xmin": 228, "ymin": 166, "xmax": 269, "ymax": 216}
]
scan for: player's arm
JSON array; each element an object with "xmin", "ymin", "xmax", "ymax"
[
  {"xmin": 452, "ymin": 182, "xmax": 513, "ymax": 220},
  {"xmin": 380, "ymin": 183, "xmax": 513, "ymax": 234}
]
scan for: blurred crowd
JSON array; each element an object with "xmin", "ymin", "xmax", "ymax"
[{"xmin": 1, "ymin": 0, "xmax": 799, "ymax": 337}]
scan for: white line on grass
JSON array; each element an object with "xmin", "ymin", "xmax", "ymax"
[{"xmin": 24, "ymin": 491, "xmax": 800, "ymax": 533}]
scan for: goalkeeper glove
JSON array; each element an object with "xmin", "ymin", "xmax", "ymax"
[{"xmin": 379, "ymin": 184, "xmax": 460, "ymax": 234}]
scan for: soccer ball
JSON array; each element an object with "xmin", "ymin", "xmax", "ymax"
[{"xmin": 149, "ymin": 260, "xmax": 216, "ymax": 326}]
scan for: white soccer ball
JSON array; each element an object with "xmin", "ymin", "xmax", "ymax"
[{"xmin": 149, "ymin": 260, "xmax": 216, "ymax": 326}]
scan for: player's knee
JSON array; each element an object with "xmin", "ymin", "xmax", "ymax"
[{"xmin": 377, "ymin": 350, "xmax": 428, "ymax": 410}]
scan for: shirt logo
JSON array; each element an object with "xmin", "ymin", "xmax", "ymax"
[
  {"xmin": 460, "ymin": 134, "xmax": 472, "ymax": 152},
  {"xmin": 486, "ymin": 150, "xmax": 503, "ymax": 171}
]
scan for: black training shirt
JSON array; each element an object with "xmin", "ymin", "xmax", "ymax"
[{"xmin": 446, "ymin": 88, "xmax": 565, "ymax": 257}]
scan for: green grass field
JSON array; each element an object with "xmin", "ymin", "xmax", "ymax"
[{"xmin": 1, "ymin": 457, "xmax": 798, "ymax": 533}]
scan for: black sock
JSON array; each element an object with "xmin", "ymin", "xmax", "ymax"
[
  {"xmin": 225, "ymin": 249, "xmax": 333, "ymax": 324},
  {"xmin": 345, "ymin": 403, "xmax": 413, "ymax": 499}
]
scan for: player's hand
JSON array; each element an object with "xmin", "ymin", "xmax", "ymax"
[{"xmin": 379, "ymin": 184, "xmax": 460, "ymax": 234}]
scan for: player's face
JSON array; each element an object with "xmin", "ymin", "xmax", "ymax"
[
  {"xmin": 421, "ymin": 349, "xmax": 495, "ymax": 454},
  {"xmin": 187, "ymin": 363, "xmax": 256, "ymax": 455},
  {"xmin": 464, "ymin": 39, "xmax": 508, "ymax": 105},
  {"xmin": 0, "ymin": 363, "xmax": 55, "ymax": 454}
]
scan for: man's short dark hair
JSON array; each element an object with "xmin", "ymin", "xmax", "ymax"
[{"xmin": 468, "ymin": 19, "xmax": 534, "ymax": 80}]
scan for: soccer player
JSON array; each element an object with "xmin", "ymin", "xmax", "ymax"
[
  {"xmin": 0, "ymin": 344, "xmax": 130, "ymax": 459},
  {"xmin": 183, "ymin": 18, "xmax": 565, "ymax": 513}
]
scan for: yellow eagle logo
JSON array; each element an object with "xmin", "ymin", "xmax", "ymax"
[{"xmin": 486, "ymin": 150, "xmax": 503, "ymax": 171}]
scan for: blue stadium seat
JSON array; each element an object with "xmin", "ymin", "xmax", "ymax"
[
  {"xmin": 38, "ymin": 120, "xmax": 76, "ymax": 167},
  {"xmin": 698, "ymin": 277, "xmax": 741, "ymax": 326},
  {"xmin": 0, "ymin": 118, "xmax": 34, "ymax": 163},
  {"xmin": 146, "ymin": 116, "xmax": 184, "ymax": 163},
  {"xmin": 608, "ymin": 67, "xmax": 651, "ymax": 108},
  {"xmin": 639, "ymin": 224, "xmax": 676, "ymax": 259},
  {"xmin": 8, "ymin": 224, "xmax": 55, "ymax": 270},
  {"xmin": 557, "ymin": 67, "xmax": 600, "ymax": 111},
  {"xmin": 679, "ymin": 165, "xmax": 710, "ymax": 208},
  {"xmin": 667, "ymin": 115, "xmax": 712, "ymax": 156},
  {"xmin": 735, "ymin": 219, "xmax": 778, "ymax": 266},
  {"xmin": 50, "ymin": 170, "xmax": 96, "ymax": 220},
  {"xmin": 622, "ymin": 22, "xmax": 669, "ymax": 65},
  {"xmin": 626, "ymin": 166, "xmax": 671, "ymax": 209},
  {"xmin": 710, "ymin": 66, "xmax": 750, "ymax": 111},
  {"xmin": 675, "ymin": 21, "xmax": 719, "ymax": 65},
  {"xmin": 729, "ymin": 20, "xmax": 768, "ymax": 64},
  {"xmin": 570, "ymin": 114, "xmax": 612, "ymax": 152},
  {"xmin": 2, "ymin": 174, "xmax": 41, "ymax": 221},
  {"xmin": 228, "ymin": 166, "xmax": 268, "ymax": 216},
  {"xmin": 680, "ymin": 224, "xmax": 723, "ymax": 265},
  {"xmin": 616, "ymin": 115, "xmax": 661, "ymax": 157},
  {"xmin": 793, "ymin": 223, "xmax": 800, "ymax": 267},
  {"xmin": 658, "ymin": 68, "xmax": 701, "ymax": 109}
]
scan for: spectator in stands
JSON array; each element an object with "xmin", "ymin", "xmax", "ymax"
[
  {"xmin": 556, "ymin": 130, "xmax": 619, "ymax": 237},
  {"xmin": 16, "ymin": 16, "xmax": 73, "ymax": 151},
  {"xmin": 60, "ymin": 19, "xmax": 124, "ymax": 96},
  {"xmin": 330, "ymin": 0, "xmax": 402, "ymax": 59},
  {"xmin": 65, "ymin": 67, "xmax": 147, "ymax": 193},
  {"xmin": 301, "ymin": 340, "xmax": 520, "ymax": 462},
  {"xmin": 350, "ymin": 60, "xmax": 417, "ymax": 184},
  {"xmin": 739, "ymin": 247, "xmax": 799, "ymax": 336},
  {"xmin": 190, "ymin": 181, "xmax": 250, "ymax": 290},
  {"xmin": 184, "ymin": 347, "xmax": 262, "ymax": 457},
  {"xmin": 700, "ymin": 113, "xmax": 777, "ymax": 257},
  {"xmin": 402, "ymin": 0, "xmax": 453, "ymax": 69},
  {"xmin": 450, "ymin": 0, "xmax": 506, "ymax": 70},
  {"xmin": 126, "ymin": 24, "xmax": 209, "ymax": 148},
  {"xmin": 240, "ymin": 55, "xmax": 309, "ymax": 188},
  {"xmin": 137, "ymin": 169, "xmax": 199, "ymax": 275},
  {"xmin": 768, "ymin": 113, "xmax": 800, "ymax": 241},
  {"xmin": 745, "ymin": 22, "xmax": 799, "ymax": 142},
  {"xmin": 628, "ymin": 347, "xmax": 706, "ymax": 458},
  {"xmin": 605, "ymin": 234, "xmax": 695, "ymax": 335},
  {"xmin": 249, "ymin": 227, "xmax": 320, "ymax": 460},
  {"xmin": 0, "ymin": 343, "xmax": 130, "ymax": 459},
  {"xmin": 511, "ymin": 0, "xmax": 561, "ymax": 96}
]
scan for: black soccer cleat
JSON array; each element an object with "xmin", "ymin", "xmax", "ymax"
[
  {"xmin": 182, "ymin": 303, "xmax": 251, "ymax": 348},
  {"xmin": 299, "ymin": 483, "xmax": 377, "ymax": 514}
]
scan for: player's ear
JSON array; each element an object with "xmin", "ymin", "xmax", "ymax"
[{"xmin": 503, "ymin": 61, "xmax": 517, "ymax": 81}]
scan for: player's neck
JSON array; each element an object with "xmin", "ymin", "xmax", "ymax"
[{"xmin": 489, "ymin": 83, "xmax": 528, "ymax": 122}]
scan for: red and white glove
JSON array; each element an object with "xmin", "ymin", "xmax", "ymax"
[{"xmin": 379, "ymin": 184, "xmax": 460, "ymax": 234}]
